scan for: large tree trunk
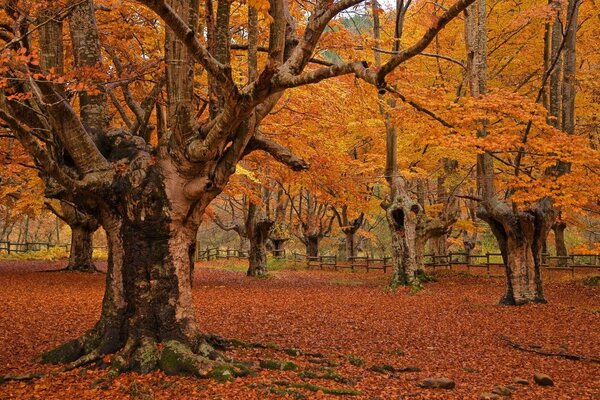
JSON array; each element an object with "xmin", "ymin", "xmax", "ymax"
[
  {"xmin": 270, "ymin": 238, "xmax": 287, "ymax": 257},
  {"xmin": 430, "ymin": 235, "xmax": 448, "ymax": 257},
  {"xmin": 306, "ymin": 235, "xmax": 320, "ymax": 258},
  {"xmin": 552, "ymin": 220, "xmax": 568, "ymax": 267},
  {"xmin": 247, "ymin": 219, "xmax": 273, "ymax": 277},
  {"xmin": 344, "ymin": 230, "xmax": 357, "ymax": 260},
  {"xmin": 386, "ymin": 177, "xmax": 421, "ymax": 287},
  {"xmin": 67, "ymin": 224, "xmax": 97, "ymax": 272},
  {"xmin": 47, "ymin": 201, "xmax": 100, "ymax": 272},
  {"xmin": 42, "ymin": 159, "xmax": 220, "ymax": 374},
  {"xmin": 479, "ymin": 200, "xmax": 554, "ymax": 305}
]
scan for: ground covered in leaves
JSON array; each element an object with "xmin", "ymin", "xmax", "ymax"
[{"xmin": 0, "ymin": 260, "xmax": 599, "ymax": 399}]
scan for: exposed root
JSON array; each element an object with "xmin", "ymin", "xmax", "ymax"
[
  {"xmin": 39, "ymin": 265, "xmax": 104, "ymax": 274},
  {"xmin": 499, "ymin": 336, "xmax": 600, "ymax": 364},
  {"xmin": 61, "ymin": 350, "xmax": 103, "ymax": 372},
  {"xmin": 0, "ymin": 373, "xmax": 43, "ymax": 383}
]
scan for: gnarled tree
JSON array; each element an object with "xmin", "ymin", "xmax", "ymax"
[{"xmin": 0, "ymin": 0, "xmax": 473, "ymax": 373}]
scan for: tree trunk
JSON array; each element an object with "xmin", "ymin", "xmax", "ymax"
[
  {"xmin": 552, "ymin": 221, "xmax": 568, "ymax": 267},
  {"xmin": 306, "ymin": 235, "xmax": 319, "ymax": 258},
  {"xmin": 42, "ymin": 161, "xmax": 220, "ymax": 374},
  {"xmin": 271, "ymin": 238, "xmax": 287, "ymax": 257},
  {"xmin": 247, "ymin": 220, "xmax": 273, "ymax": 277},
  {"xmin": 415, "ymin": 232, "xmax": 426, "ymax": 271},
  {"xmin": 344, "ymin": 230, "xmax": 357, "ymax": 260},
  {"xmin": 430, "ymin": 235, "xmax": 448, "ymax": 257},
  {"xmin": 67, "ymin": 225, "xmax": 96, "ymax": 272},
  {"xmin": 386, "ymin": 177, "xmax": 421, "ymax": 287},
  {"xmin": 479, "ymin": 201, "xmax": 554, "ymax": 305}
]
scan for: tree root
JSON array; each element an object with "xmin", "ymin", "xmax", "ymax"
[
  {"xmin": 0, "ymin": 373, "xmax": 43, "ymax": 383},
  {"xmin": 38, "ymin": 265, "xmax": 104, "ymax": 274},
  {"xmin": 499, "ymin": 336, "xmax": 600, "ymax": 364}
]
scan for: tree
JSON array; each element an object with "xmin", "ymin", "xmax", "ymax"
[
  {"xmin": 291, "ymin": 188, "xmax": 335, "ymax": 257},
  {"xmin": 46, "ymin": 201, "xmax": 99, "ymax": 272},
  {"xmin": 211, "ymin": 191, "xmax": 274, "ymax": 277},
  {"xmin": 0, "ymin": 0, "xmax": 473, "ymax": 372},
  {"xmin": 333, "ymin": 205, "xmax": 364, "ymax": 260},
  {"xmin": 464, "ymin": 0, "xmax": 582, "ymax": 304}
]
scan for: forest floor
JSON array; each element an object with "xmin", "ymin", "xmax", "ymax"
[{"xmin": 0, "ymin": 260, "xmax": 598, "ymax": 399}]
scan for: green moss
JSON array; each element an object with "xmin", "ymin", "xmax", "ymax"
[
  {"xmin": 228, "ymin": 339, "xmax": 279, "ymax": 350},
  {"xmin": 284, "ymin": 348, "xmax": 302, "ymax": 357},
  {"xmin": 348, "ymin": 356, "xmax": 365, "ymax": 367},
  {"xmin": 159, "ymin": 340, "xmax": 199, "ymax": 375},
  {"xmin": 299, "ymin": 369, "xmax": 351, "ymax": 384},
  {"xmin": 583, "ymin": 276, "xmax": 600, "ymax": 286},
  {"xmin": 260, "ymin": 359, "xmax": 298, "ymax": 371},
  {"xmin": 415, "ymin": 269, "xmax": 438, "ymax": 283},
  {"xmin": 269, "ymin": 387, "xmax": 308, "ymax": 399},
  {"xmin": 308, "ymin": 358, "xmax": 338, "ymax": 367},
  {"xmin": 132, "ymin": 339, "xmax": 159, "ymax": 373},
  {"xmin": 205, "ymin": 363, "xmax": 254, "ymax": 382},
  {"xmin": 409, "ymin": 280, "xmax": 425, "ymax": 295},
  {"xmin": 369, "ymin": 364, "xmax": 396, "ymax": 373}
]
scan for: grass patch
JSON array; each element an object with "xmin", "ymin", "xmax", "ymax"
[
  {"xmin": 348, "ymin": 355, "xmax": 365, "ymax": 367},
  {"xmin": 269, "ymin": 387, "xmax": 307, "ymax": 399},
  {"xmin": 267, "ymin": 257, "xmax": 292, "ymax": 271},
  {"xmin": 260, "ymin": 359, "xmax": 298, "ymax": 371},
  {"xmin": 369, "ymin": 364, "xmax": 395, "ymax": 373},
  {"xmin": 582, "ymin": 276, "xmax": 600, "ymax": 286}
]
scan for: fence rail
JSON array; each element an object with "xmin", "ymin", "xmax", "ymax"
[
  {"xmin": 2, "ymin": 241, "xmax": 599, "ymax": 276},
  {"xmin": 195, "ymin": 247, "xmax": 248, "ymax": 261},
  {"xmin": 0, "ymin": 241, "xmax": 107, "ymax": 255}
]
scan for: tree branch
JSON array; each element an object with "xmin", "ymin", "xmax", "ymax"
[
  {"xmin": 245, "ymin": 133, "xmax": 309, "ymax": 171},
  {"xmin": 138, "ymin": 0, "xmax": 232, "ymax": 87},
  {"xmin": 376, "ymin": 0, "xmax": 475, "ymax": 87}
]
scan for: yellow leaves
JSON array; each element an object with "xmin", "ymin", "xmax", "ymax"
[
  {"xmin": 246, "ymin": 0, "xmax": 271, "ymax": 21},
  {"xmin": 235, "ymin": 165, "xmax": 261, "ymax": 183}
]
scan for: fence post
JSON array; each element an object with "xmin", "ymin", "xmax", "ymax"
[
  {"xmin": 448, "ymin": 252, "xmax": 453, "ymax": 270},
  {"xmin": 486, "ymin": 253, "xmax": 490, "ymax": 277}
]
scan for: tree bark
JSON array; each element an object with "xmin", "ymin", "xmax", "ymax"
[
  {"xmin": 552, "ymin": 220, "xmax": 568, "ymax": 267},
  {"xmin": 430, "ymin": 235, "xmax": 448, "ymax": 257},
  {"xmin": 344, "ymin": 231, "xmax": 357, "ymax": 260},
  {"xmin": 306, "ymin": 235, "xmax": 320, "ymax": 258},
  {"xmin": 42, "ymin": 158, "xmax": 219, "ymax": 374},
  {"xmin": 246, "ymin": 202, "xmax": 273, "ymax": 277},
  {"xmin": 270, "ymin": 238, "xmax": 287, "ymax": 257},
  {"xmin": 386, "ymin": 177, "xmax": 421, "ymax": 286},
  {"xmin": 247, "ymin": 219, "xmax": 273, "ymax": 277},
  {"xmin": 480, "ymin": 201, "xmax": 553, "ymax": 305},
  {"xmin": 67, "ymin": 224, "xmax": 96, "ymax": 272}
]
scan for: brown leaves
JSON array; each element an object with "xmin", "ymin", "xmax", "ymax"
[{"xmin": 0, "ymin": 261, "xmax": 599, "ymax": 398}]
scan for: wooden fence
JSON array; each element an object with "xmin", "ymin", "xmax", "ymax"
[
  {"xmin": 195, "ymin": 247, "xmax": 249, "ymax": 261},
  {"xmin": 289, "ymin": 251, "xmax": 600, "ymax": 276},
  {"xmin": 0, "ymin": 241, "xmax": 107, "ymax": 255},
  {"xmin": 2, "ymin": 241, "xmax": 599, "ymax": 277}
]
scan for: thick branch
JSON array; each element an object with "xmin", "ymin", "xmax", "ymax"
[
  {"xmin": 376, "ymin": 0, "xmax": 475, "ymax": 86},
  {"xmin": 245, "ymin": 134, "xmax": 309, "ymax": 171}
]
